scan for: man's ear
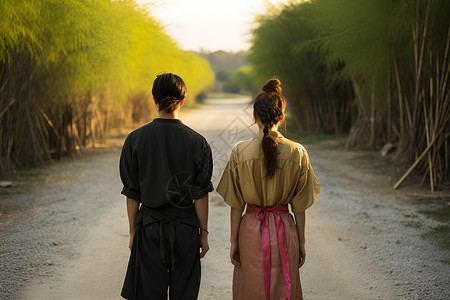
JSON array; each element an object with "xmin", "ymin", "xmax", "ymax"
[{"xmin": 179, "ymin": 99, "xmax": 184, "ymax": 107}]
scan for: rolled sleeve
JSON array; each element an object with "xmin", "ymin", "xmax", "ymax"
[
  {"xmin": 119, "ymin": 135, "xmax": 141, "ymax": 202},
  {"xmin": 290, "ymin": 164, "xmax": 320, "ymax": 213},
  {"xmin": 217, "ymin": 148, "xmax": 245, "ymax": 211},
  {"xmin": 290, "ymin": 147, "xmax": 321, "ymax": 213},
  {"xmin": 192, "ymin": 140, "xmax": 214, "ymax": 200}
]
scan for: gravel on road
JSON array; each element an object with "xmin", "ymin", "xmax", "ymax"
[{"xmin": 1, "ymin": 96, "xmax": 449, "ymax": 300}]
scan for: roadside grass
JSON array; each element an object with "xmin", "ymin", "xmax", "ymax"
[
  {"xmin": 400, "ymin": 206, "xmax": 450, "ymax": 264},
  {"xmin": 418, "ymin": 206, "xmax": 450, "ymax": 259},
  {"xmin": 418, "ymin": 206, "xmax": 450, "ymax": 222},
  {"xmin": 400, "ymin": 220, "xmax": 423, "ymax": 229}
]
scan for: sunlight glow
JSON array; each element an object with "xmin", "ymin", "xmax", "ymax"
[{"xmin": 136, "ymin": 0, "xmax": 289, "ymax": 52}]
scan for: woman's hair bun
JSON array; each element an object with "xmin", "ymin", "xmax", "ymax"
[{"xmin": 262, "ymin": 78, "xmax": 281, "ymax": 94}]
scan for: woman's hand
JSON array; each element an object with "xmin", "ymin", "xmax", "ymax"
[
  {"xmin": 199, "ymin": 233, "xmax": 209, "ymax": 259},
  {"xmin": 299, "ymin": 242, "xmax": 306, "ymax": 268},
  {"xmin": 230, "ymin": 241, "xmax": 240, "ymax": 266}
]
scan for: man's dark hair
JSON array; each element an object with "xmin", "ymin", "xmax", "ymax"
[{"xmin": 152, "ymin": 73, "xmax": 187, "ymax": 112}]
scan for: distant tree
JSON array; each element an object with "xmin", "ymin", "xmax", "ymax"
[
  {"xmin": 216, "ymin": 69, "xmax": 232, "ymax": 81},
  {"xmin": 198, "ymin": 50, "xmax": 247, "ymax": 73},
  {"xmin": 198, "ymin": 50, "xmax": 249, "ymax": 91},
  {"xmin": 227, "ymin": 66, "xmax": 261, "ymax": 95}
]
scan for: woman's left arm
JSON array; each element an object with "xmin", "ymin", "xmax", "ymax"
[
  {"xmin": 294, "ymin": 211, "xmax": 306, "ymax": 268},
  {"xmin": 230, "ymin": 207, "xmax": 243, "ymax": 265}
]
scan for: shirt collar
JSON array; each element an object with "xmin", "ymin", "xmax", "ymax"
[
  {"xmin": 253, "ymin": 130, "xmax": 284, "ymax": 140},
  {"xmin": 153, "ymin": 118, "xmax": 182, "ymax": 124}
]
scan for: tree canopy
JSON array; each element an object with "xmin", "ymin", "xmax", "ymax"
[
  {"xmin": 248, "ymin": 0, "xmax": 449, "ymax": 189},
  {"xmin": 0, "ymin": 0, "xmax": 214, "ymax": 177}
]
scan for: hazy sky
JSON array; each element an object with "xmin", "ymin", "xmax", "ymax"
[{"xmin": 136, "ymin": 0, "xmax": 289, "ymax": 52}]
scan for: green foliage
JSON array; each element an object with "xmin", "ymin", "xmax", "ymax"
[
  {"xmin": 1, "ymin": 0, "xmax": 214, "ymax": 106},
  {"xmin": 316, "ymin": 0, "xmax": 450, "ymax": 80},
  {"xmin": 419, "ymin": 206, "xmax": 450, "ymax": 250},
  {"xmin": 249, "ymin": 1, "xmax": 354, "ymax": 133},
  {"xmin": 0, "ymin": 0, "xmax": 214, "ymax": 176},
  {"xmin": 249, "ymin": 0, "xmax": 450, "ymax": 186},
  {"xmin": 419, "ymin": 206, "xmax": 450, "ymax": 223}
]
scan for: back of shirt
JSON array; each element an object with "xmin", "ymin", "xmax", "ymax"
[
  {"xmin": 217, "ymin": 131, "xmax": 320, "ymax": 213},
  {"xmin": 120, "ymin": 118, "xmax": 213, "ymax": 209}
]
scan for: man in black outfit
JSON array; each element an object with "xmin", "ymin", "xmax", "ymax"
[{"xmin": 120, "ymin": 73, "xmax": 213, "ymax": 300}]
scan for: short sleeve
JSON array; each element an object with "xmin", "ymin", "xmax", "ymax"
[
  {"xmin": 216, "ymin": 147, "xmax": 245, "ymax": 211},
  {"xmin": 191, "ymin": 139, "xmax": 214, "ymax": 200},
  {"xmin": 119, "ymin": 134, "xmax": 141, "ymax": 202},
  {"xmin": 290, "ymin": 149, "xmax": 321, "ymax": 213}
]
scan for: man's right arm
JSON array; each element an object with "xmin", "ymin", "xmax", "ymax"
[{"xmin": 126, "ymin": 197, "xmax": 139, "ymax": 250}]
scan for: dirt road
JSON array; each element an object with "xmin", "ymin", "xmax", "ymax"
[{"xmin": 1, "ymin": 96, "xmax": 449, "ymax": 299}]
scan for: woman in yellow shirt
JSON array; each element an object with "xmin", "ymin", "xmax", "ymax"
[{"xmin": 217, "ymin": 78, "xmax": 320, "ymax": 300}]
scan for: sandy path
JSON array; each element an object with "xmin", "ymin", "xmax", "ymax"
[{"xmin": 1, "ymin": 96, "xmax": 449, "ymax": 299}]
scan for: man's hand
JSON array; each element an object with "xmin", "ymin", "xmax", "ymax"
[
  {"xmin": 199, "ymin": 234, "xmax": 209, "ymax": 258},
  {"xmin": 129, "ymin": 232, "xmax": 134, "ymax": 250}
]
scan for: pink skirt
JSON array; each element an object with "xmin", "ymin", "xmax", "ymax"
[{"xmin": 233, "ymin": 208, "xmax": 303, "ymax": 300}]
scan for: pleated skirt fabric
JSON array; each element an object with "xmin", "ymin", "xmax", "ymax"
[{"xmin": 233, "ymin": 210, "xmax": 303, "ymax": 300}]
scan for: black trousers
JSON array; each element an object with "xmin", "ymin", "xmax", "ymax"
[{"xmin": 121, "ymin": 208, "xmax": 201, "ymax": 300}]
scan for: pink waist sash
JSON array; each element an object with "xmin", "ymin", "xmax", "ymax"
[{"xmin": 246, "ymin": 204, "xmax": 291, "ymax": 300}]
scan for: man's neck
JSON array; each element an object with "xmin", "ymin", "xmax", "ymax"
[{"xmin": 157, "ymin": 110, "xmax": 178, "ymax": 119}]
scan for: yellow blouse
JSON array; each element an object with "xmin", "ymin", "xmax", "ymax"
[{"xmin": 217, "ymin": 131, "xmax": 320, "ymax": 213}]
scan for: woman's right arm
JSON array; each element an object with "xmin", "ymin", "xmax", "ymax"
[
  {"xmin": 294, "ymin": 211, "xmax": 306, "ymax": 268},
  {"xmin": 230, "ymin": 207, "xmax": 242, "ymax": 265}
]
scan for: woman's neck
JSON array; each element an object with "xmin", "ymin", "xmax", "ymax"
[{"xmin": 256, "ymin": 120, "xmax": 279, "ymax": 133}]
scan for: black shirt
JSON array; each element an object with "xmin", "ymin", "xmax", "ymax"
[{"xmin": 119, "ymin": 118, "xmax": 213, "ymax": 209}]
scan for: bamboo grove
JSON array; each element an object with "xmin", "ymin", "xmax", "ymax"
[
  {"xmin": 0, "ymin": 0, "xmax": 214, "ymax": 177},
  {"xmin": 248, "ymin": 0, "xmax": 449, "ymax": 190}
]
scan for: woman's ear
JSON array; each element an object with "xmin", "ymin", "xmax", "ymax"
[
  {"xmin": 253, "ymin": 112, "xmax": 259, "ymax": 123},
  {"xmin": 179, "ymin": 99, "xmax": 184, "ymax": 107}
]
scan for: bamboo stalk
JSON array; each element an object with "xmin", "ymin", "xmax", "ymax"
[
  {"xmin": 409, "ymin": 0, "xmax": 430, "ymax": 161},
  {"xmin": 34, "ymin": 111, "xmax": 51, "ymax": 162},
  {"xmin": 404, "ymin": 95, "xmax": 413, "ymax": 129},
  {"xmin": 25, "ymin": 99, "xmax": 43, "ymax": 164},
  {"xmin": 393, "ymin": 134, "xmax": 437, "ymax": 189},
  {"xmin": 423, "ymin": 94, "xmax": 434, "ymax": 192},
  {"xmin": 440, "ymin": 25, "xmax": 450, "ymax": 91},
  {"xmin": 370, "ymin": 78, "xmax": 375, "ymax": 148},
  {"xmin": 0, "ymin": 98, "xmax": 16, "ymax": 119},
  {"xmin": 393, "ymin": 56, "xmax": 404, "ymax": 136},
  {"xmin": 387, "ymin": 68, "xmax": 392, "ymax": 142},
  {"xmin": 394, "ymin": 100, "xmax": 450, "ymax": 190},
  {"xmin": 40, "ymin": 109, "xmax": 59, "ymax": 138}
]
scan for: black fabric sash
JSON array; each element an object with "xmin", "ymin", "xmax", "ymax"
[{"xmin": 131, "ymin": 205, "xmax": 199, "ymax": 298}]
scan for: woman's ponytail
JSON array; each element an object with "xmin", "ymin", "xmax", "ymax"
[
  {"xmin": 254, "ymin": 78, "xmax": 286, "ymax": 179},
  {"xmin": 262, "ymin": 125, "xmax": 278, "ymax": 178}
]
